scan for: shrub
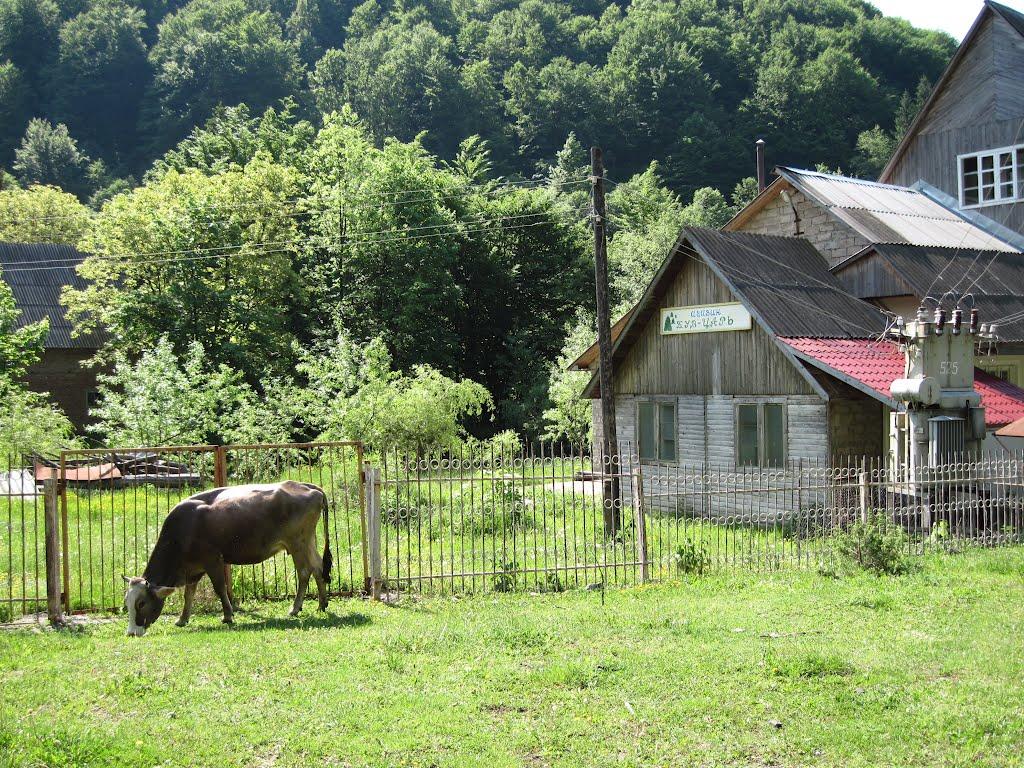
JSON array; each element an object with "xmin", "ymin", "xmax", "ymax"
[
  {"xmin": 492, "ymin": 560, "xmax": 518, "ymax": 592},
  {"xmin": 673, "ymin": 538, "xmax": 711, "ymax": 575},
  {"xmin": 834, "ymin": 513, "xmax": 916, "ymax": 576}
]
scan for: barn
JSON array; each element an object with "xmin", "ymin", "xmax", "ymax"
[
  {"xmin": 571, "ymin": 227, "xmax": 1024, "ymax": 483},
  {"xmin": 0, "ymin": 243, "xmax": 105, "ymax": 430}
]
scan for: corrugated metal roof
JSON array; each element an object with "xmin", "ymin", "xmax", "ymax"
[
  {"xmin": 833, "ymin": 243, "xmax": 1024, "ymax": 342},
  {"xmin": 0, "ymin": 242, "xmax": 105, "ymax": 349},
  {"xmin": 685, "ymin": 228, "xmax": 887, "ymax": 339},
  {"xmin": 778, "ymin": 168, "xmax": 1018, "ymax": 252},
  {"xmin": 782, "ymin": 337, "xmax": 1024, "ymax": 428}
]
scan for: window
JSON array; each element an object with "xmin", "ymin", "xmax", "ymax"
[
  {"xmin": 959, "ymin": 144, "xmax": 1024, "ymax": 207},
  {"xmin": 637, "ymin": 400, "xmax": 676, "ymax": 462},
  {"xmin": 736, "ymin": 402, "xmax": 786, "ymax": 468}
]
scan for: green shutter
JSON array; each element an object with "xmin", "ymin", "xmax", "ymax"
[
  {"xmin": 659, "ymin": 402, "xmax": 676, "ymax": 461},
  {"xmin": 763, "ymin": 404, "xmax": 785, "ymax": 468},
  {"xmin": 737, "ymin": 404, "xmax": 758, "ymax": 466},
  {"xmin": 638, "ymin": 402, "xmax": 656, "ymax": 461}
]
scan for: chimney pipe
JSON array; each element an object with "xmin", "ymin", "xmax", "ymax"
[{"xmin": 756, "ymin": 139, "xmax": 766, "ymax": 193}]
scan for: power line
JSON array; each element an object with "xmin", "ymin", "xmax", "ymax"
[
  {"xmin": 0, "ymin": 176, "xmax": 591, "ymax": 227},
  {"xmin": 1, "ymin": 209, "xmax": 590, "ymax": 274},
  {"xmin": 672, "ymin": 242, "xmax": 885, "ymax": 338}
]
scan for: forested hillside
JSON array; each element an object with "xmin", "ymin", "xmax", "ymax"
[
  {"xmin": 1, "ymin": 0, "xmax": 955, "ymax": 201},
  {"xmin": 0, "ymin": 0, "xmax": 961, "ymax": 445}
]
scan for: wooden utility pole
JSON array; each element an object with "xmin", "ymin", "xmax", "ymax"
[{"xmin": 591, "ymin": 147, "xmax": 619, "ymax": 536}]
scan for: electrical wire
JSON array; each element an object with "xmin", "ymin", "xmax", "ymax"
[
  {"xmin": 0, "ymin": 176, "xmax": 591, "ymax": 227},
  {"xmin": 1, "ymin": 207, "xmax": 589, "ymax": 273}
]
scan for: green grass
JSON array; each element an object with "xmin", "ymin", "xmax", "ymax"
[{"xmin": 2, "ymin": 547, "xmax": 1024, "ymax": 767}]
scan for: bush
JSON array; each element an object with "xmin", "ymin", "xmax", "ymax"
[
  {"xmin": 834, "ymin": 513, "xmax": 916, "ymax": 576},
  {"xmin": 673, "ymin": 538, "xmax": 711, "ymax": 575}
]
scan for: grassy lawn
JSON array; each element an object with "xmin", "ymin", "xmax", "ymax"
[{"xmin": 2, "ymin": 548, "xmax": 1024, "ymax": 767}]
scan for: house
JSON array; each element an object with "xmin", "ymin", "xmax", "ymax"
[
  {"xmin": 880, "ymin": 0, "xmax": 1024, "ymax": 241},
  {"xmin": 0, "ymin": 243, "xmax": 104, "ymax": 430},
  {"xmin": 725, "ymin": 166, "xmax": 1024, "ymax": 387},
  {"xmin": 571, "ymin": 227, "xmax": 1024, "ymax": 484}
]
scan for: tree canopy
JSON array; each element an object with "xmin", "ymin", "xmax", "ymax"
[{"xmin": 0, "ymin": 0, "xmax": 955, "ymax": 199}]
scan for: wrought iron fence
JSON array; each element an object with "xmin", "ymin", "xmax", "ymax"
[
  {"xmin": 3, "ymin": 443, "xmax": 1023, "ymax": 619},
  {"xmin": 373, "ymin": 447, "xmax": 1024, "ymax": 594},
  {"xmin": 0, "ymin": 456, "xmax": 46, "ymax": 621}
]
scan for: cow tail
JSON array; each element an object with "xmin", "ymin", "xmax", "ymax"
[{"xmin": 321, "ymin": 494, "xmax": 333, "ymax": 586}]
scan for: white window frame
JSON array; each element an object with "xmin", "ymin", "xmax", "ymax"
[
  {"xmin": 636, "ymin": 398, "xmax": 677, "ymax": 465},
  {"xmin": 957, "ymin": 143, "xmax": 1024, "ymax": 208}
]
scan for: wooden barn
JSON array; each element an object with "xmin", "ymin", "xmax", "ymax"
[{"xmin": 571, "ymin": 228, "xmax": 1024, "ymax": 503}]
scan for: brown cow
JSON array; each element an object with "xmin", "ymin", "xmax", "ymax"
[{"xmin": 123, "ymin": 480, "xmax": 332, "ymax": 636}]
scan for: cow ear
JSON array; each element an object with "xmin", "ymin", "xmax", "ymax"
[
  {"xmin": 123, "ymin": 575, "xmax": 144, "ymax": 585},
  {"xmin": 152, "ymin": 585, "xmax": 176, "ymax": 599}
]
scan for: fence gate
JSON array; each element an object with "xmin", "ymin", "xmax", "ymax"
[{"xmin": 52, "ymin": 441, "xmax": 364, "ymax": 614}]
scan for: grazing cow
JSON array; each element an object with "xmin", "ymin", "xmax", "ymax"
[{"xmin": 123, "ymin": 480, "xmax": 333, "ymax": 636}]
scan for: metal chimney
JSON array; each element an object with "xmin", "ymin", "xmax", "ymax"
[{"xmin": 756, "ymin": 139, "xmax": 767, "ymax": 193}]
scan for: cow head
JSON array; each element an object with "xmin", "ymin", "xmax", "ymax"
[{"xmin": 122, "ymin": 576, "xmax": 175, "ymax": 637}]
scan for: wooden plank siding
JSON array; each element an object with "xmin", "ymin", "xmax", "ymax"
[
  {"xmin": 885, "ymin": 12, "xmax": 1024, "ymax": 235},
  {"xmin": 612, "ymin": 254, "xmax": 816, "ymax": 397}
]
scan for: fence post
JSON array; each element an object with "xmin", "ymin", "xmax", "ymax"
[
  {"xmin": 59, "ymin": 453, "xmax": 71, "ymax": 613},
  {"xmin": 858, "ymin": 459, "xmax": 869, "ymax": 524},
  {"xmin": 43, "ymin": 479, "xmax": 64, "ymax": 626},
  {"xmin": 631, "ymin": 470, "xmax": 648, "ymax": 583},
  {"xmin": 363, "ymin": 462, "xmax": 382, "ymax": 600},
  {"xmin": 213, "ymin": 445, "xmax": 227, "ymax": 488}
]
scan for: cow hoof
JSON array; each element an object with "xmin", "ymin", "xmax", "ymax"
[
  {"xmin": 175, "ymin": 618, "xmax": 189, "ymax": 627},
  {"xmin": 222, "ymin": 616, "xmax": 233, "ymax": 625},
  {"xmin": 288, "ymin": 609, "xmax": 301, "ymax": 617}
]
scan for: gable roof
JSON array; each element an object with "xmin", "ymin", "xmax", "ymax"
[
  {"xmin": 682, "ymin": 228, "xmax": 886, "ymax": 338},
  {"xmin": 880, "ymin": 1, "xmax": 1024, "ymax": 184},
  {"xmin": 577, "ymin": 228, "xmax": 888, "ymax": 397},
  {"xmin": 782, "ymin": 337, "xmax": 1024, "ymax": 428},
  {"xmin": 0, "ymin": 242, "xmax": 104, "ymax": 350},
  {"xmin": 774, "ymin": 167, "xmax": 1017, "ymax": 251},
  {"xmin": 832, "ymin": 243, "xmax": 1024, "ymax": 341}
]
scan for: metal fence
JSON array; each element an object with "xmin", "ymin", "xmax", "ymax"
[
  {"xmin": 0, "ymin": 456, "xmax": 46, "ymax": 620},
  {"xmin": 0, "ymin": 442, "xmax": 363, "ymax": 617},
  {"xmin": 3, "ymin": 444, "xmax": 1023, "ymax": 619},
  {"xmin": 371, "ymin": 447, "xmax": 1024, "ymax": 594}
]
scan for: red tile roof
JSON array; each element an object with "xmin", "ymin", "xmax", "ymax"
[{"xmin": 780, "ymin": 337, "xmax": 1024, "ymax": 428}]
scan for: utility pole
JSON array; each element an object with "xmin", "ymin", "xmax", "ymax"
[{"xmin": 591, "ymin": 147, "xmax": 619, "ymax": 536}]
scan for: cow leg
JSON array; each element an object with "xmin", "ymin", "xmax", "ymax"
[
  {"xmin": 290, "ymin": 551, "xmax": 312, "ymax": 617},
  {"xmin": 175, "ymin": 580, "xmax": 198, "ymax": 627},
  {"xmin": 206, "ymin": 560, "xmax": 234, "ymax": 624},
  {"xmin": 309, "ymin": 540, "xmax": 329, "ymax": 611},
  {"xmin": 223, "ymin": 564, "xmax": 239, "ymax": 612}
]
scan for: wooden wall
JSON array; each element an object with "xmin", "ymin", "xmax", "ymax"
[
  {"xmin": 612, "ymin": 253, "xmax": 816, "ymax": 397},
  {"xmin": 886, "ymin": 12, "xmax": 1024, "ymax": 235}
]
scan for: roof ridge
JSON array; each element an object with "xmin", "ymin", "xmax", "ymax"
[{"xmin": 777, "ymin": 166, "xmax": 919, "ymax": 192}]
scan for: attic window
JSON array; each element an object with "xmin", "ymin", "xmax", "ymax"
[{"xmin": 959, "ymin": 145, "xmax": 1024, "ymax": 207}]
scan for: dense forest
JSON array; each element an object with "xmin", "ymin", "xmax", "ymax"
[
  {"xmin": 1, "ymin": 0, "xmax": 955, "ymax": 200},
  {"xmin": 0, "ymin": 0, "xmax": 960, "ymax": 446}
]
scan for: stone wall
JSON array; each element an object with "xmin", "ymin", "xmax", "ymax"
[{"xmin": 737, "ymin": 190, "xmax": 869, "ymax": 267}]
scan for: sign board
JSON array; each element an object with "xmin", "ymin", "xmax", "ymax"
[{"xmin": 660, "ymin": 302, "xmax": 752, "ymax": 335}]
